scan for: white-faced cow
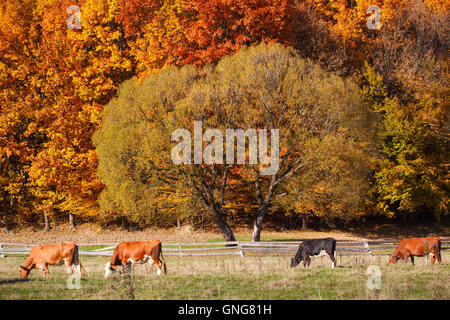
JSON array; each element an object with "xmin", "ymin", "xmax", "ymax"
[
  {"xmin": 104, "ymin": 240, "xmax": 167, "ymax": 277},
  {"xmin": 19, "ymin": 241, "xmax": 84, "ymax": 278},
  {"xmin": 290, "ymin": 237, "xmax": 337, "ymax": 269}
]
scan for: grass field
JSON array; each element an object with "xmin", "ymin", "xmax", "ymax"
[
  {"xmin": 1, "ymin": 251, "xmax": 449, "ymax": 300},
  {"xmin": 1, "ymin": 223, "xmax": 449, "ymax": 300}
]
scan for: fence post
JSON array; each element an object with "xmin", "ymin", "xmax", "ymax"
[
  {"xmin": 238, "ymin": 242, "xmax": 244, "ymax": 257},
  {"xmin": 178, "ymin": 243, "xmax": 183, "ymax": 258},
  {"xmin": 363, "ymin": 239, "xmax": 372, "ymax": 256}
]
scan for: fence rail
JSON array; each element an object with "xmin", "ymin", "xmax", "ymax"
[{"xmin": 1, "ymin": 238, "xmax": 449, "ymax": 258}]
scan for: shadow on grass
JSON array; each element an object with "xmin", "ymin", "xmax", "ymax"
[
  {"xmin": 0, "ymin": 278, "xmax": 35, "ymax": 285},
  {"xmin": 324, "ymin": 265, "xmax": 351, "ymax": 269}
]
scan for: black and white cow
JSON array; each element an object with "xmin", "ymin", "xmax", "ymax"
[{"xmin": 290, "ymin": 237, "xmax": 337, "ymax": 269}]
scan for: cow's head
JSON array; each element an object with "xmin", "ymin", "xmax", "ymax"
[
  {"xmin": 389, "ymin": 255, "xmax": 399, "ymax": 264},
  {"xmin": 19, "ymin": 265, "xmax": 31, "ymax": 278},
  {"xmin": 104, "ymin": 262, "xmax": 116, "ymax": 278},
  {"xmin": 290, "ymin": 246, "xmax": 305, "ymax": 268},
  {"xmin": 290, "ymin": 258, "xmax": 299, "ymax": 268}
]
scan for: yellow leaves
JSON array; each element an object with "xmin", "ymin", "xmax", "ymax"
[
  {"xmin": 1, "ymin": 0, "xmax": 447, "ymax": 227},
  {"xmin": 424, "ymin": 0, "xmax": 450, "ymax": 11},
  {"xmin": 81, "ymin": 0, "xmax": 118, "ymax": 27}
]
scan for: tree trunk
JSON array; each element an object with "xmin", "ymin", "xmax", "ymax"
[
  {"xmin": 252, "ymin": 219, "xmax": 262, "ymax": 242},
  {"xmin": 219, "ymin": 223, "xmax": 236, "ymax": 242},
  {"xmin": 301, "ymin": 215, "xmax": 309, "ymax": 230},
  {"xmin": 210, "ymin": 206, "xmax": 236, "ymax": 242},
  {"xmin": 121, "ymin": 216, "xmax": 128, "ymax": 231},
  {"xmin": 196, "ymin": 166, "xmax": 235, "ymax": 243},
  {"xmin": 402, "ymin": 214, "xmax": 409, "ymax": 226},
  {"xmin": 252, "ymin": 205, "xmax": 269, "ymax": 242},
  {"xmin": 433, "ymin": 210, "xmax": 441, "ymax": 226},
  {"xmin": 252, "ymin": 172, "xmax": 278, "ymax": 242},
  {"xmin": 69, "ymin": 213, "xmax": 75, "ymax": 231},
  {"xmin": 217, "ymin": 217, "xmax": 236, "ymax": 242},
  {"xmin": 44, "ymin": 213, "xmax": 50, "ymax": 232},
  {"xmin": 2, "ymin": 192, "xmax": 10, "ymax": 234}
]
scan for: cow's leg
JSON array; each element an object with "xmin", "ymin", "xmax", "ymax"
[
  {"xmin": 146, "ymin": 257, "xmax": 162, "ymax": 276},
  {"xmin": 404, "ymin": 250, "xmax": 415, "ymax": 265},
  {"xmin": 64, "ymin": 258, "xmax": 74, "ymax": 276},
  {"xmin": 402, "ymin": 251, "xmax": 410, "ymax": 264},
  {"xmin": 436, "ymin": 250, "xmax": 442, "ymax": 264},
  {"xmin": 36, "ymin": 261, "xmax": 49, "ymax": 277},
  {"xmin": 74, "ymin": 263, "xmax": 81, "ymax": 276},
  {"xmin": 403, "ymin": 255, "xmax": 409, "ymax": 264},
  {"xmin": 328, "ymin": 252, "xmax": 336, "ymax": 269},
  {"xmin": 154, "ymin": 260, "xmax": 163, "ymax": 276},
  {"xmin": 121, "ymin": 262, "xmax": 128, "ymax": 274},
  {"xmin": 304, "ymin": 256, "xmax": 311, "ymax": 267},
  {"xmin": 42, "ymin": 263, "xmax": 50, "ymax": 277},
  {"xmin": 34, "ymin": 263, "xmax": 44, "ymax": 277},
  {"xmin": 147, "ymin": 257, "xmax": 154, "ymax": 268}
]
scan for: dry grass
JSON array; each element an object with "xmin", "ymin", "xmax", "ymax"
[
  {"xmin": 1, "ymin": 249, "xmax": 448, "ymax": 300},
  {"xmin": 0, "ymin": 223, "xmax": 220, "ymax": 244},
  {"xmin": 3, "ymin": 221, "xmax": 447, "ymax": 245},
  {"xmin": 1, "ymin": 222, "xmax": 448, "ymax": 300}
]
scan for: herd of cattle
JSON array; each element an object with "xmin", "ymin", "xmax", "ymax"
[
  {"xmin": 15, "ymin": 236, "xmax": 443, "ymax": 279},
  {"xmin": 18, "ymin": 240, "xmax": 167, "ymax": 278}
]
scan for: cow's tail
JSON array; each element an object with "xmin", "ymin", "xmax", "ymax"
[
  {"xmin": 332, "ymin": 239, "xmax": 337, "ymax": 267},
  {"xmin": 73, "ymin": 244, "xmax": 86, "ymax": 277},
  {"xmin": 438, "ymin": 238, "xmax": 442, "ymax": 262},
  {"xmin": 159, "ymin": 242, "xmax": 167, "ymax": 275}
]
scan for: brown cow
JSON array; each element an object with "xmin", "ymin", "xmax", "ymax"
[
  {"xmin": 389, "ymin": 237, "xmax": 442, "ymax": 265},
  {"xmin": 19, "ymin": 241, "xmax": 84, "ymax": 278},
  {"xmin": 104, "ymin": 240, "xmax": 167, "ymax": 277}
]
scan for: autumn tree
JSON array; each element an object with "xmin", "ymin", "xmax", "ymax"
[
  {"xmin": 93, "ymin": 64, "xmax": 241, "ymax": 239},
  {"xmin": 194, "ymin": 44, "xmax": 374, "ymax": 240},
  {"xmin": 95, "ymin": 44, "xmax": 374, "ymax": 240},
  {"xmin": 20, "ymin": 0, "xmax": 135, "ymax": 230},
  {"xmin": 2, "ymin": 0, "xmax": 447, "ymax": 232},
  {"xmin": 362, "ymin": 64, "xmax": 449, "ymax": 223},
  {"xmin": 361, "ymin": 0, "xmax": 449, "ymax": 223},
  {"xmin": 0, "ymin": 0, "xmax": 48, "ymax": 231},
  {"xmin": 114, "ymin": 0, "xmax": 301, "ymax": 76}
]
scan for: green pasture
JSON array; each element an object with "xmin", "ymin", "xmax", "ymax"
[{"xmin": 0, "ymin": 251, "xmax": 448, "ymax": 300}]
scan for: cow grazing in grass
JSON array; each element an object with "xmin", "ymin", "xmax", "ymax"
[
  {"xmin": 291, "ymin": 237, "xmax": 337, "ymax": 269},
  {"xmin": 389, "ymin": 237, "xmax": 442, "ymax": 265},
  {"xmin": 19, "ymin": 241, "xmax": 84, "ymax": 278},
  {"xmin": 104, "ymin": 240, "xmax": 167, "ymax": 277}
]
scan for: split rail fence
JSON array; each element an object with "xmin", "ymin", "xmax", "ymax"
[{"xmin": 1, "ymin": 238, "xmax": 449, "ymax": 259}]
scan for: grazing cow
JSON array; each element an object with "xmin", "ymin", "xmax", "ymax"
[
  {"xmin": 291, "ymin": 237, "xmax": 337, "ymax": 269},
  {"xmin": 104, "ymin": 240, "xmax": 167, "ymax": 277},
  {"xmin": 389, "ymin": 237, "xmax": 441, "ymax": 265},
  {"xmin": 19, "ymin": 241, "xmax": 84, "ymax": 278}
]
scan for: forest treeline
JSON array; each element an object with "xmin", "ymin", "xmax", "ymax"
[{"xmin": 0, "ymin": 0, "xmax": 448, "ymax": 239}]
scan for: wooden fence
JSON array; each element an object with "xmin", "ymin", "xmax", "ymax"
[{"xmin": 1, "ymin": 238, "xmax": 449, "ymax": 258}]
